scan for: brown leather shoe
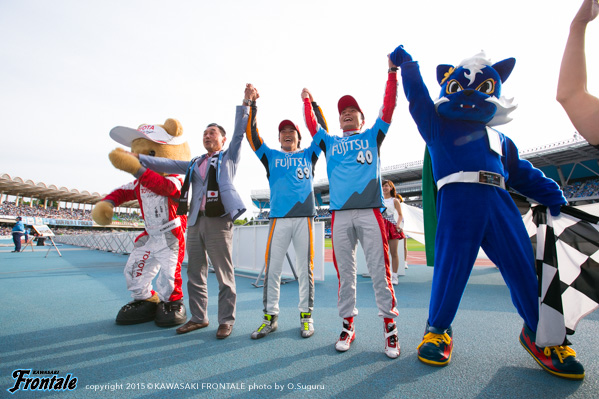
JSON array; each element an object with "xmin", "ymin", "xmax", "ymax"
[
  {"xmin": 176, "ymin": 320, "xmax": 209, "ymax": 335},
  {"xmin": 216, "ymin": 324, "xmax": 233, "ymax": 339}
]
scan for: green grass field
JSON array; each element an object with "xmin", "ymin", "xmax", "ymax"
[{"xmin": 324, "ymin": 237, "xmax": 424, "ymax": 251}]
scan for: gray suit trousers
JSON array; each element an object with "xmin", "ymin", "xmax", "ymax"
[{"xmin": 186, "ymin": 215, "xmax": 236, "ymax": 326}]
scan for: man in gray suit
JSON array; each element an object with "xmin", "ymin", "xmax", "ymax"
[{"xmin": 134, "ymin": 89, "xmax": 250, "ymax": 339}]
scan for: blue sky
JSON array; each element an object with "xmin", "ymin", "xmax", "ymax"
[{"xmin": 1, "ymin": 1, "xmax": 596, "ymax": 217}]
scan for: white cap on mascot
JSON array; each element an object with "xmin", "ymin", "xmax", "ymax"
[{"xmin": 110, "ymin": 124, "xmax": 187, "ymax": 147}]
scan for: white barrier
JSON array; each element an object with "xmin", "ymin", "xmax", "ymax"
[
  {"xmin": 232, "ymin": 222, "xmax": 326, "ymax": 281},
  {"xmin": 53, "ymin": 221, "xmax": 327, "ymax": 281}
]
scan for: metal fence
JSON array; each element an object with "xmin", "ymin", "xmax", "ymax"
[{"xmin": 54, "ymin": 232, "xmax": 139, "ymax": 254}]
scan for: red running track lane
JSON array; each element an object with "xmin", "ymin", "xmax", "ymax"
[{"xmin": 324, "ymin": 249, "xmax": 496, "ymax": 267}]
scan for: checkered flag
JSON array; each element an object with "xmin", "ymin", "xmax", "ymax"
[{"xmin": 515, "ymin": 194, "xmax": 599, "ymax": 347}]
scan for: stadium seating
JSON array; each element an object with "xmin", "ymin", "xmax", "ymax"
[{"xmin": 561, "ymin": 178, "xmax": 599, "ymax": 199}]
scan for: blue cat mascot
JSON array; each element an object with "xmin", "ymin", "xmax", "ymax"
[{"xmin": 391, "ymin": 45, "xmax": 584, "ymax": 380}]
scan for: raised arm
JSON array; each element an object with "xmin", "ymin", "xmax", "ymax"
[
  {"xmin": 302, "ymin": 89, "xmax": 320, "ymax": 137},
  {"xmin": 244, "ymin": 84, "xmax": 264, "ymax": 153},
  {"xmin": 303, "ymin": 89, "xmax": 329, "ymax": 132},
  {"xmin": 392, "ymin": 45, "xmax": 438, "ymax": 142},
  {"xmin": 557, "ymin": 0, "xmax": 599, "ymax": 145},
  {"xmin": 380, "ymin": 56, "xmax": 399, "ymax": 124},
  {"xmin": 228, "ymin": 92, "xmax": 251, "ymax": 165}
]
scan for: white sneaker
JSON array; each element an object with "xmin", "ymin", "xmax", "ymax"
[
  {"xmin": 335, "ymin": 321, "xmax": 355, "ymax": 352},
  {"xmin": 384, "ymin": 322, "xmax": 400, "ymax": 359},
  {"xmin": 392, "ymin": 273, "xmax": 399, "ymax": 285},
  {"xmin": 405, "ymin": 263, "xmax": 409, "ymax": 269}
]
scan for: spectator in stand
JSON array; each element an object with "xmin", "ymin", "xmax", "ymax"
[
  {"xmin": 0, "ymin": 201, "xmax": 150, "ymax": 223},
  {"xmin": 561, "ymin": 178, "xmax": 599, "ymax": 199},
  {"xmin": 0, "ymin": 201, "xmax": 93, "ymax": 220}
]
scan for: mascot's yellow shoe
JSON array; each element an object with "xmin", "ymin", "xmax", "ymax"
[
  {"xmin": 417, "ymin": 324, "xmax": 453, "ymax": 366},
  {"xmin": 520, "ymin": 324, "xmax": 584, "ymax": 380}
]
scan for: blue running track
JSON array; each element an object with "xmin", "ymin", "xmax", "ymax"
[{"xmin": 1, "ymin": 241, "xmax": 597, "ymax": 398}]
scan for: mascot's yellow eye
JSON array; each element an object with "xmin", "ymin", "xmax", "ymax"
[
  {"xmin": 446, "ymin": 80, "xmax": 463, "ymax": 94},
  {"xmin": 476, "ymin": 79, "xmax": 495, "ymax": 95}
]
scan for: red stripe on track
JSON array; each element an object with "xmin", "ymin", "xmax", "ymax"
[{"xmin": 324, "ymin": 249, "xmax": 496, "ymax": 267}]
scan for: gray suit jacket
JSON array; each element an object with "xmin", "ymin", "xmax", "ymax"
[{"xmin": 139, "ymin": 106, "xmax": 248, "ymax": 226}]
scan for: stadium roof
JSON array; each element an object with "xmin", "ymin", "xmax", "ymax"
[
  {"xmin": 0, "ymin": 173, "xmax": 139, "ymax": 208},
  {"xmin": 519, "ymin": 138, "xmax": 599, "ymax": 184},
  {"xmin": 251, "ymin": 135, "xmax": 599, "ymax": 208}
]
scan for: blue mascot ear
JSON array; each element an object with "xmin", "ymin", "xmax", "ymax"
[
  {"xmin": 492, "ymin": 58, "xmax": 516, "ymax": 83},
  {"xmin": 437, "ymin": 64, "xmax": 455, "ymax": 85}
]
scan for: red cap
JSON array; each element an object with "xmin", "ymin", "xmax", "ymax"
[
  {"xmin": 278, "ymin": 120, "xmax": 301, "ymax": 140},
  {"xmin": 338, "ymin": 95, "xmax": 363, "ymax": 115}
]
